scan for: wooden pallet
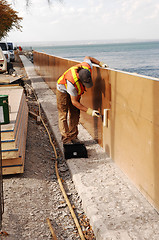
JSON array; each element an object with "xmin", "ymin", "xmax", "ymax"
[{"xmin": 0, "ymin": 85, "xmax": 28, "ymax": 175}]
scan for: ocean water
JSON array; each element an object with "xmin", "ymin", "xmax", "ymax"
[{"xmin": 33, "ymin": 41, "xmax": 159, "ymax": 79}]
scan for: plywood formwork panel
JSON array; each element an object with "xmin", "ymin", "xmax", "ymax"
[
  {"xmin": 33, "ymin": 51, "xmax": 159, "ymax": 211},
  {"xmin": 103, "ymin": 70, "xmax": 159, "ymax": 211},
  {"xmin": 110, "ymin": 71, "xmax": 159, "ymax": 124},
  {"xmin": 0, "ymin": 86, "xmax": 24, "ymax": 132},
  {"xmin": 80, "ymin": 66, "xmax": 110, "ymax": 145},
  {"xmin": 0, "ymin": 85, "xmax": 28, "ymax": 175}
]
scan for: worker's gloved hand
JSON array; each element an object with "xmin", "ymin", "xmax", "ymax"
[
  {"xmin": 92, "ymin": 110, "xmax": 100, "ymax": 117},
  {"xmin": 99, "ymin": 61, "xmax": 109, "ymax": 68},
  {"xmin": 86, "ymin": 108, "xmax": 100, "ymax": 117}
]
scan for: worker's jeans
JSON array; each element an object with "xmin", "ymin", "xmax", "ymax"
[{"xmin": 56, "ymin": 89, "xmax": 80, "ymax": 144}]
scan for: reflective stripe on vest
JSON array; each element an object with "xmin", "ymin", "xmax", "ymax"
[
  {"xmin": 71, "ymin": 67, "xmax": 82, "ymax": 95},
  {"xmin": 57, "ymin": 67, "xmax": 70, "ymax": 88}
]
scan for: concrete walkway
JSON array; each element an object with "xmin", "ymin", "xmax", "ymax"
[{"xmin": 20, "ymin": 55, "xmax": 159, "ymax": 240}]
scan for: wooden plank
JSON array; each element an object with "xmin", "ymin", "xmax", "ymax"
[
  {"xmin": 1, "ymin": 130, "xmax": 15, "ymax": 141},
  {"xmin": 14, "ymin": 98, "xmax": 28, "ymax": 148},
  {"xmin": 2, "ymin": 157, "xmax": 23, "ymax": 166},
  {"xmin": 2, "ymin": 165, "xmax": 24, "ymax": 175},
  {"xmin": 2, "ymin": 149, "xmax": 19, "ymax": 159},
  {"xmin": 0, "ymin": 85, "xmax": 28, "ymax": 175},
  {"xmin": 0, "ymin": 74, "xmax": 23, "ymax": 84},
  {"xmin": 1, "ymin": 107, "xmax": 28, "ymax": 159},
  {"xmin": 14, "ymin": 92, "xmax": 26, "ymax": 135},
  {"xmin": 1, "ymin": 88, "xmax": 27, "ymax": 141},
  {"xmin": 19, "ymin": 109, "xmax": 28, "ymax": 162},
  {"xmin": 19, "ymin": 108, "xmax": 28, "ymax": 168},
  {"xmin": 1, "ymin": 139, "xmax": 16, "ymax": 150},
  {"xmin": 0, "ymin": 84, "xmax": 19, "ymax": 88},
  {"xmin": 0, "ymin": 86, "xmax": 24, "ymax": 133},
  {"xmin": 0, "ymin": 86, "xmax": 23, "ymax": 116},
  {"xmin": 1, "ymin": 101, "xmax": 26, "ymax": 142}
]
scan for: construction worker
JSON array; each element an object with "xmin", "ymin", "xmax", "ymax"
[{"xmin": 56, "ymin": 56, "xmax": 108, "ymax": 144}]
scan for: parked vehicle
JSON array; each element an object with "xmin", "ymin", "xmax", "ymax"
[
  {"xmin": 0, "ymin": 47, "xmax": 7, "ymax": 72},
  {"xmin": 7, "ymin": 42, "xmax": 15, "ymax": 62},
  {"xmin": 0, "ymin": 42, "xmax": 10, "ymax": 63}
]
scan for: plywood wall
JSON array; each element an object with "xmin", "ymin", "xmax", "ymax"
[
  {"xmin": 103, "ymin": 70, "xmax": 159, "ymax": 211},
  {"xmin": 33, "ymin": 51, "xmax": 159, "ymax": 212}
]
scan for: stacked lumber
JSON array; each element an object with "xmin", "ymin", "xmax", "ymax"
[
  {"xmin": 0, "ymin": 85, "xmax": 28, "ymax": 175},
  {"xmin": 0, "ymin": 74, "xmax": 23, "ymax": 85}
]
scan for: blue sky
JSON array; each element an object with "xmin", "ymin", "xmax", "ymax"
[{"xmin": 6, "ymin": 0, "xmax": 159, "ymax": 44}]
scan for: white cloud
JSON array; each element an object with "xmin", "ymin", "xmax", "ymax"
[
  {"xmin": 145, "ymin": 3, "xmax": 159, "ymax": 19},
  {"xmin": 51, "ymin": 20, "xmax": 59, "ymax": 25},
  {"xmin": 6, "ymin": 0, "xmax": 159, "ymax": 43}
]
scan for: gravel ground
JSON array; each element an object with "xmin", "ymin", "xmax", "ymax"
[{"xmin": 1, "ymin": 54, "xmax": 95, "ymax": 240}]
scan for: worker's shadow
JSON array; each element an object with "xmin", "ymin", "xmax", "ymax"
[{"xmin": 92, "ymin": 68, "xmax": 105, "ymax": 141}]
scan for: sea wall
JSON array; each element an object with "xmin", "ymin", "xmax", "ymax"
[{"xmin": 33, "ymin": 50, "xmax": 159, "ymax": 212}]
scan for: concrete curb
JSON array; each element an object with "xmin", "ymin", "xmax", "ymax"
[{"xmin": 21, "ymin": 55, "xmax": 159, "ymax": 240}]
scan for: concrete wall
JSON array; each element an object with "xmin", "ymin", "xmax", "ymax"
[{"xmin": 33, "ymin": 50, "xmax": 159, "ymax": 212}]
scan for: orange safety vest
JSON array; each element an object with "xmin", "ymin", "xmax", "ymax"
[{"xmin": 57, "ymin": 62, "xmax": 92, "ymax": 96}]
